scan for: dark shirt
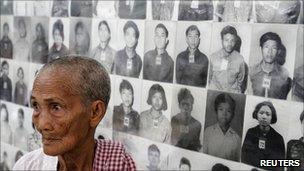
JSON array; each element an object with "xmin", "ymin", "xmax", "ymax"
[
  {"xmin": 171, "ymin": 113, "xmax": 202, "ymax": 151},
  {"xmin": 118, "ymin": 0, "xmax": 146, "ymax": 19},
  {"xmin": 113, "ymin": 104, "xmax": 140, "ymax": 135},
  {"xmin": 176, "ymin": 48, "xmax": 209, "ymax": 87},
  {"xmin": 152, "ymin": 1, "xmax": 174, "ymax": 20},
  {"xmin": 70, "ymin": 0, "xmax": 93, "ymax": 17},
  {"xmin": 114, "ymin": 48, "xmax": 142, "ymax": 78},
  {"xmin": 178, "ymin": 0, "xmax": 213, "ymax": 21},
  {"xmin": 292, "ymin": 65, "xmax": 304, "ymax": 102},
  {"xmin": 250, "ymin": 62, "xmax": 291, "ymax": 100},
  {"xmin": 52, "ymin": 0, "xmax": 69, "ymax": 17},
  {"xmin": 241, "ymin": 125, "xmax": 285, "ymax": 171},
  {"xmin": 0, "ymin": 75, "xmax": 12, "ymax": 102},
  {"xmin": 48, "ymin": 44, "xmax": 69, "ymax": 63},
  {"xmin": 31, "ymin": 38, "xmax": 48, "ymax": 64},
  {"xmin": 0, "ymin": 36, "xmax": 13, "ymax": 59},
  {"xmin": 287, "ymin": 137, "xmax": 304, "ymax": 171},
  {"xmin": 143, "ymin": 49, "xmax": 174, "ymax": 83},
  {"xmin": 14, "ymin": 81, "xmax": 28, "ymax": 106}
]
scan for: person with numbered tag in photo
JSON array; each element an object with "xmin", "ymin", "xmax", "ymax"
[
  {"xmin": 0, "ymin": 60, "xmax": 12, "ymax": 102},
  {"xmin": 250, "ymin": 32, "xmax": 291, "ymax": 99},
  {"xmin": 143, "ymin": 23, "xmax": 174, "ymax": 83},
  {"xmin": 114, "ymin": 21, "xmax": 142, "ymax": 78},
  {"xmin": 178, "ymin": 0, "xmax": 214, "ymax": 21},
  {"xmin": 0, "ymin": 22, "xmax": 13, "ymax": 59},
  {"xmin": 31, "ymin": 23, "xmax": 49, "ymax": 64},
  {"xmin": 113, "ymin": 79, "xmax": 140, "ymax": 135},
  {"xmin": 208, "ymin": 25, "xmax": 247, "ymax": 93},
  {"xmin": 139, "ymin": 84, "xmax": 171, "ymax": 143},
  {"xmin": 241, "ymin": 101, "xmax": 285, "ymax": 171},
  {"xmin": 14, "ymin": 67, "xmax": 28, "ymax": 106},
  {"xmin": 14, "ymin": 18, "xmax": 30, "ymax": 62}
]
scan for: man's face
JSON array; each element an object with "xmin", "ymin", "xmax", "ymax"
[
  {"xmin": 98, "ymin": 24, "xmax": 110, "ymax": 43},
  {"xmin": 53, "ymin": 29, "xmax": 63, "ymax": 45},
  {"xmin": 121, "ymin": 89, "xmax": 133, "ymax": 107},
  {"xmin": 186, "ymin": 30, "xmax": 200, "ymax": 49},
  {"xmin": 31, "ymin": 69, "xmax": 92, "ymax": 156},
  {"xmin": 151, "ymin": 92, "xmax": 163, "ymax": 111},
  {"xmin": 3, "ymin": 25, "xmax": 9, "ymax": 36},
  {"xmin": 124, "ymin": 27, "xmax": 137, "ymax": 48},
  {"xmin": 18, "ymin": 112, "xmax": 24, "ymax": 127},
  {"xmin": 180, "ymin": 164, "xmax": 190, "ymax": 171},
  {"xmin": 222, "ymin": 33, "xmax": 236, "ymax": 54},
  {"xmin": 257, "ymin": 105, "xmax": 272, "ymax": 127},
  {"xmin": 179, "ymin": 98, "xmax": 193, "ymax": 116},
  {"xmin": 36, "ymin": 25, "xmax": 43, "ymax": 39},
  {"xmin": 148, "ymin": 150, "xmax": 160, "ymax": 168},
  {"xmin": 217, "ymin": 102, "xmax": 233, "ymax": 127},
  {"xmin": 154, "ymin": 27, "xmax": 167, "ymax": 50},
  {"xmin": 2, "ymin": 64, "xmax": 9, "ymax": 76},
  {"xmin": 18, "ymin": 22, "xmax": 26, "ymax": 38},
  {"xmin": 261, "ymin": 40, "xmax": 278, "ymax": 64}
]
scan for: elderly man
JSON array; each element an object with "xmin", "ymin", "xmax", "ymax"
[{"xmin": 13, "ymin": 56, "xmax": 136, "ymax": 170}]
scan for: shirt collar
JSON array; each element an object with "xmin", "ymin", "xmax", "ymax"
[
  {"xmin": 256, "ymin": 61, "xmax": 280, "ymax": 75},
  {"xmin": 215, "ymin": 123, "xmax": 234, "ymax": 136}
]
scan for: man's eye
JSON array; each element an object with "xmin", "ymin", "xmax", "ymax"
[{"xmin": 31, "ymin": 102, "xmax": 39, "ymax": 111}]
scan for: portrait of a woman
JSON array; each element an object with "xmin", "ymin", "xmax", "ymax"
[
  {"xmin": 0, "ymin": 104, "xmax": 12, "ymax": 144},
  {"xmin": 139, "ymin": 84, "xmax": 171, "ymax": 143},
  {"xmin": 14, "ymin": 67, "xmax": 28, "ymax": 106},
  {"xmin": 113, "ymin": 79, "xmax": 140, "ymax": 135},
  {"xmin": 241, "ymin": 101, "xmax": 285, "ymax": 170}
]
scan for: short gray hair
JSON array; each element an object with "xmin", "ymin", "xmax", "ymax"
[{"xmin": 38, "ymin": 56, "xmax": 111, "ymax": 107}]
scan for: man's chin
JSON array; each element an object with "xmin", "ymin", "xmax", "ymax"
[{"xmin": 42, "ymin": 145, "xmax": 63, "ymax": 156}]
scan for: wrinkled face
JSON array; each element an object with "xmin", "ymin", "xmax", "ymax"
[
  {"xmin": 186, "ymin": 30, "xmax": 200, "ymax": 49},
  {"xmin": 262, "ymin": 40, "xmax": 278, "ymax": 64},
  {"xmin": 98, "ymin": 24, "xmax": 110, "ymax": 42},
  {"xmin": 124, "ymin": 27, "xmax": 137, "ymax": 48},
  {"xmin": 18, "ymin": 22, "xmax": 26, "ymax": 38},
  {"xmin": 36, "ymin": 25, "xmax": 43, "ymax": 39},
  {"xmin": 179, "ymin": 98, "xmax": 193, "ymax": 115},
  {"xmin": 217, "ymin": 102, "xmax": 233, "ymax": 126},
  {"xmin": 75, "ymin": 26, "xmax": 85, "ymax": 45},
  {"xmin": 3, "ymin": 25, "xmax": 9, "ymax": 36},
  {"xmin": 121, "ymin": 89, "xmax": 133, "ymax": 107},
  {"xmin": 148, "ymin": 150, "xmax": 160, "ymax": 168},
  {"xmin": 53, "ymin": 29, "xmax": 63, "ymax": 45},
  {"xmin": 2, "ymin": 64, "xmax": 9, "ymax": 76},
  {"xmin": 179, "ymin": 164, "xmax": 190, "ymax": 171},
  {"xmin": 18, "ymin": 112, "xmax": 24, "ymax": 127},
  {"xmin": 31, "ymin": 69, "xmax": 92, "ymax": 156},
  {"xmin": 222, "ymin": 33, "xmax": 236, "ymax": 54},
  {"xmin": 151, "ymin": 92, "xmax": 163, "ymax": 111},
  {"xmin": 154, "ymin": 27, "xmax": 167, "ymax": 49},
  {"xmin": 257, "ymin": 105, "xmax": 272, "ymax": 127}
]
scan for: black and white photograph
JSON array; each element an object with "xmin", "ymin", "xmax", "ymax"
[
  {"xmin": 69, "ymin": 18, "xmax": 91, "ymax": 56},
  {"xmin": 113, "ymin": 76, "xmax": 142, "ymax": 135},
  {"xmin": 114, "ymin": 20, "xmax": 145, "ymax": 78},
  {"xmin": 174, "ymin": 22, "xmax": 211, "ymax": 87},
  {"xmin": 52, "ymin": 0, "xmax": 69, "ymax": 17},
  {"xmin": 0, "ymin": 0, "xmax": 13, "ymax": 15},
  {"xmin": 48, "ymin": 18, "xmax": 70, "ymax": 62},
  {"xmin": 12, "ymin": 61, "xmax": 29, "ymax": 106},
  {"xmin": 93, "ymin": 0, "xmax": 117, "ymax": 19},
  {"xmin": 90, "ymin": 18, "xmax": 118, "ymax": 73},
  {"xmin": 13, "ymin": 17, "xmax": 31, "ymax": 62},
  {"xmin": 143, "ymin": 21, "xmax": 176, "ymax": 83},
  {"xmin": 27, "ymin": 63, "xmax": 43, "ymax": 107},
  {"xmin": 70, "ymin": 0, "xmax": 93, "ymax": 18},
  {"xmin": 0, "ymin": 16, "xmax": 14, "ymax": 59},
  {"xmin": 0, "ymin": 142, "xmax": 27, "ymax": 170},
  {"xmin": 202, "ymin": 90, "xmax": 246, "ymax": 162},
  {"xmin": 30, "ymin": 17, "xmax": 49, "ymax": 64},
  {"xmin": 147, "ymin": 0, "xmax": 176, "ymax": 21},
  {"xmin": 0, "ymin": 59, "xmax": 14, "ymax": 102},
  {"xmin": 33, "ymin": 1, "xmax": 52, "ymax": 16},
  {"xmin": 170, "ymin": 85, "xmax": 206, "ymax": 152},
  {"xmin": 254, "ymin": 1, "xmax": 301, "ymax": 24},
  {"xmin": 1, "ymin": 102, "xmax": 13, "ymax": 145},
  {"xmin": 13, "ymin": 1, "xmax": 34, "ymax": 16},
  {"xmin": 117, "ymin": 0, "xmax": 147, "ymax": 19},
  {"xmin": 286, "ymin": 103, "xmax": 304, "ymax": 171},
  {"xmin": 214, "ymin": 1, "xmax": 253, "ymax": 22},
  {"xmin": 178, "ymin": 0, "xmax": 214, "ymax": 21},
  {"xmin": 208, "ymin": 23, "xmax": 251, "ymax": 94},
  {"xmin": 241, "ymin": 95, "xmax": 291, "ymax": 170},
  {"xmin": 292, "ymin": 26, "xmax": 304, "ymax": 102},
  {"xmin": 248, "ymin": 24, "xmax": 298, "ymax": 100},
  {"xmin": 139, "ymin": 80, "xmax": 173, "ymax": 143}
]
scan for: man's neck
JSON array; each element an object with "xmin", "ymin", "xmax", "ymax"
[
  {"xmin": 126, "ymin": 46, "xmax": 135, "ymax": 59},
  {"xmin": 219, "ymin": 123, "xmax": 230, "ymax": 135},
  {"xmin": 261, "ymin": 60, "xmax": 275, "ymax": 74},
  {"xmin": 57, "ymin": 137, "xmax": 95, "ymax": 171},
  {"xmin": 188, "ymin": 47, "xmax": 197, "ymax": 55},
  {"xmin": 99, "ymin": 41, "xmax": 108, "ymax": 50},
  {"xmin": 156, "ymin": 48, "xmax": 165, "ymax": 55},
  {"xmin": 222, "ymin": 49, "xmax": 233, "ymax": 58}
]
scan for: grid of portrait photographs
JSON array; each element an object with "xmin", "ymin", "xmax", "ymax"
[{"xmin": 0, "ymin": 0, "xmax": 303, "ymax": 170}]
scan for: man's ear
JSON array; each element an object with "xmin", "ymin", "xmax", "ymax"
[{"xmin": 89, "ymin": 100, "xmax": 106, "ymax": 128}]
